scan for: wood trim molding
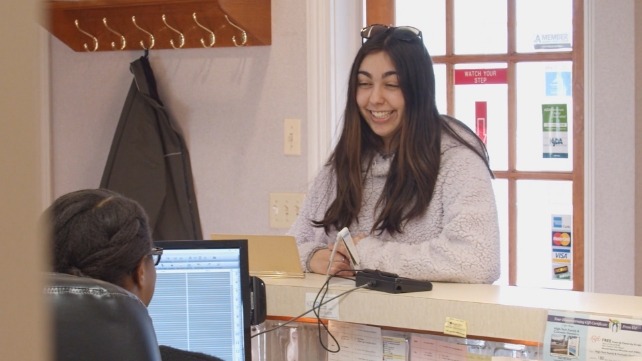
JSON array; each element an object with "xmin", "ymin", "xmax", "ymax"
[
  {"xmin": 365, "ymin": 0, "xmax": 395, "ymax": 26},
  {"xmin": 306, "ymin": 0, "xmax": 331, "ymax": 183},
  {"xmin": 43, "ymin": 0, "xmax": 271, "ymax": 51}
]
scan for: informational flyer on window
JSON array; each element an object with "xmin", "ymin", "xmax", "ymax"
[
  {"xmin": 542, "ymin": 104, "xmax": 569, "ymax": 159},
  {"xmin": 543, "ymin": 312, "xmax": 642, "ymax": 361},
  {"xmin": 551, "ymin": 214, "xmax": 572, "ymax": 281},
  {"xmin": 545, "ymin": 70, "xmax": 572, "ymax": 97},
  {"xmin": 475, "ymin": 101, "xmax": 487, "ymax": 144}
]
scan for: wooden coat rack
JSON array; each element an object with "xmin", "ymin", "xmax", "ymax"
[{"xmin": 43, "ymin": 0, "xmax": 271, "ymax": 52}]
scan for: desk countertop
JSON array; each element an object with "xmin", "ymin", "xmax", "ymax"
[{"xmin": 263, "ymin": 274, "xmax": 642, "ymax": 343}]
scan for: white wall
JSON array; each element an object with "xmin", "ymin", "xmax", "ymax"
[
  {"xmin": 48, "ymin": 0, "xmax": 640, "ymax": 295},
  {"xmin": 586, "ymin": 0, "xmax": 637, "ymax": 295}
]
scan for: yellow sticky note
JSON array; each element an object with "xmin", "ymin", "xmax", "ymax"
[{"xmin": 443, "ymin": 317, "xmax": 467, "ymax": 338}]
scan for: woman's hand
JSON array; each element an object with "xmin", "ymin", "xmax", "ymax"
[
  {"xmin": 308, "ymin": 247, "xmax": 352, "ymax": 276},
  {"xmin": 308, "ymin": 234, "xmax": 365, "ymax": 276},
  {"xmin": 333, "ymin": 233, "xmax": 364, "ymax": 266}
]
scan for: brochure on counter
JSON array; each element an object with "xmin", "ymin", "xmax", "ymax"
[{"xmin": 543, "ymin": 311, "xmax": 642, "ymax": 360}]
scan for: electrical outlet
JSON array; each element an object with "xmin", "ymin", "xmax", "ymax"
[
  {"xmin": 284, "ymin": 118, "xmax": 301, "ymax": 155},
  {"xmin": 269, "ymin": 192, "xmax": 305, "ymax": 229}
]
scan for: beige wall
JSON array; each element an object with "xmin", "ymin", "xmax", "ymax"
[{"xmin": 0, "ymin": 0, "xmax": 49, "ymax": 360}]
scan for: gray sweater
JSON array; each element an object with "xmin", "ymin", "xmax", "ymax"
[{"xmin": 288, "ymin": 124, "xmax": 500, "ymax": 284}]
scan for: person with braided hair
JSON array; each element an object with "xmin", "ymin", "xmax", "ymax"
[
  {"xmin": 48, "ymin": 188, "xmax": 158, "ymax": 305},
  {"xmin": 45, "ymin": 188, "xmax": 223, "ymax": 361}
]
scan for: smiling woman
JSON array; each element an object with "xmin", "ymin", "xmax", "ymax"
[
  {"xmin": 288, "ymin": 25, "xmax": 500, "ymax": 284},
  {"xmin": 356, "ymin": 51, "xmax": 405, "ymax": 152}
]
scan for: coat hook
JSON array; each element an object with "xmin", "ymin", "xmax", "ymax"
[
  {"xmin": 102, "ymin": 18, "xmax": 126, "ymax": 50},
  {"xmin": 192, "ymin": 12, "xmax": 215, "ymax": 48},
  {"xmin": 224, "ymin": 15, "xmax": 247, "ymax": 47},
  {"xmin": 161, "ymin": 14, "xmax": 185, "ymax": 49},
  {"xmin": 132, "ymin": 16, "xmax": 155, "ymax": 50},
  {"xmin": 73, "ymin": 19, "xmax": 98, "ymax": 52}
]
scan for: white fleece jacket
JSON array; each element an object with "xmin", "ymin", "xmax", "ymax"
[{"xmin": 288, "ymin": 122, "xmax": 500, "ymax": 284}]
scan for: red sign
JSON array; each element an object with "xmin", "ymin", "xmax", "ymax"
[
  {"xmin": 454, "ymin": 68, "xmax": 507, "ymax": 85},
  {"xmin": 475, "ymin": 101, "xmax": 487, "ymax": 144}
]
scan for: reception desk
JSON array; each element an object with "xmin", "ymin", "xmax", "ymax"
[{"xmin": 263, "ymin": 274, "xmax": 642, "ymax": 344}]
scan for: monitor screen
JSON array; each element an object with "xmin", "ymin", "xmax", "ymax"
[{"xmin": 148, "ymin": 240, "xmax": 251, "ymax": 361}]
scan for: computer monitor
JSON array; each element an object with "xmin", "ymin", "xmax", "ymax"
[{"xmin": 148, "ymin": 240, "xmax": 252, "ymax": 361}]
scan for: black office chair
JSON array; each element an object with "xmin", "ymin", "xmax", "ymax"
[{"xmin": 44, "ymin": 272, "xmax": 162, "ymax": 361}]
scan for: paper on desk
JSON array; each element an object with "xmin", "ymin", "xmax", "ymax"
[
  {"xmin": 410, "ymin": 333, "xmax": 468, "ymax": 361},
  {"xmin": 327, "ymin": 321, "xmax": 383, "ymax": 361},
  {"xmin": 381, "ymin": 330, "xmax": 408, "ymax": 361}
]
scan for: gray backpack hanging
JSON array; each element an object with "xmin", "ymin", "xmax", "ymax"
[{"xmin": 101, "ymin": 52, "xmax": 203, "ymax": 241}]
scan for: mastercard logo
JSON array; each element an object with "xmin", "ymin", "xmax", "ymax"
[{"xmin": 553, "ymin": 232, "xmax": 571, "ymax": 246}]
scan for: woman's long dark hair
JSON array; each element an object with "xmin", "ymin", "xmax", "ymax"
[
  {"xmin": 314, "ymin": 27, "xmax": 491, "ymax": 235},
  {"xmin": 46, "ymin": 188, "xmax": 153, "ymax": 287}
]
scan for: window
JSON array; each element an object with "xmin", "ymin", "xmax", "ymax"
[{"xmin": 366, "ymin": 0, "xmax": 584, "ymax": 290}]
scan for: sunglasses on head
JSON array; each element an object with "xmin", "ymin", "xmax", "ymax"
[{"xmin": 360, "ymin": 24, "xmax": 423, "ymax": 44}]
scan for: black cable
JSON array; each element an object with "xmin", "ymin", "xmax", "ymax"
[
  {"xmin": 313, "ymin": 273, "xmax": 340, "ymax": 352},
  {"xmin": 249, "ymin": 272, "xmax": 368, "ymax": 341},
  {"xmin": 312, "ymin": 270, "xmax": 371, "ymax": 353}
]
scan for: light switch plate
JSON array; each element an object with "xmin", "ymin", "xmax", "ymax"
[
  {"xmin": 269, "ymin": 192, "xmax": 305, "ymax": 229},
  {"xmin": 284, "ymin": 118, "xmax": 301, "ymax": 155}
]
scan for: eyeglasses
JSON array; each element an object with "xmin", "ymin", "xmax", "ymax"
[
  {"xmin": 360, "ymin": 24, "xmax": 422, "ymax": 44},
  {"xmin": 150, "ymin": 247, "xmax": 163, "ymax": 266}
]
